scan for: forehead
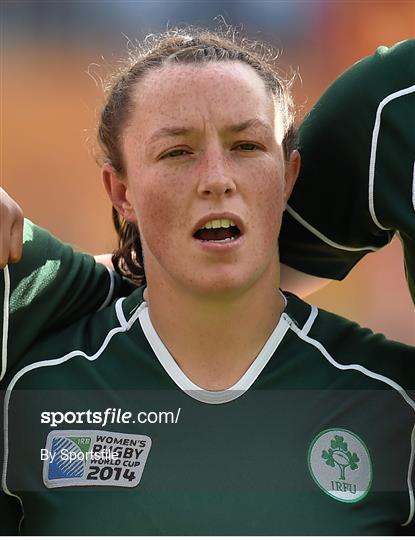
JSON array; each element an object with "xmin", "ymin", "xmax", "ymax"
[{"xmin": 127, "ymin": 61, "xmax": 277, "ymax": 134}]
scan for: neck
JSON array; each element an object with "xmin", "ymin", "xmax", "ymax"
[{"xmin": 145, "ymin": 266, "xmax": 284, "ymax": 391}]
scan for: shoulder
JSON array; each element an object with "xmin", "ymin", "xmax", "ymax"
[
  {"xmin": 284, "ymin": 293, "xmax": 415, "ymax": 391},
  {"xmin": 310, "ymin": 39, "xmax": 414, "ymax": 111},
  {"xmin": 10, "ymin": 219, "xmax": 102, "ymax": 302},
  {"xmin": 346, "ymin": 39, "xmax": 413, "ymax": 76},
  {"xmin": 1, "ymin": 220, "xmax": 135, "ymax": 378},
  {"xmin": 1, "ymin": 289, "xmax": 146, "ymax": 390},
  {"xmin": 362, "ymin": 39, "xmax": 415, "ymax": 78}
]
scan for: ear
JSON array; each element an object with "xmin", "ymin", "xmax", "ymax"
[
  {"xmin": 283, "ymin": 149, "xmax": 301, "ymax": 204},
  {"xmin": 102, "ymin": 164, "xmax": 137, "ymax": 223}
]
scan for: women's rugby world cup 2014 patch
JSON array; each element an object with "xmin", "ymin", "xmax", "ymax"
[
  {"xmin": 42, "ymin": 430, "xmax": 152, "ymax": 488},
  {"xmin": 308, "ymin": 429, "xmax": 372, "ymax": 502}
]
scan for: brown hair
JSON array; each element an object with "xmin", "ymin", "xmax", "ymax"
[{"xmin": 97, "ymin": 26, "xmax": 298, "ymax": 286}]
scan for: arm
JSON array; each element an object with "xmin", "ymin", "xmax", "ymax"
[
  {"xmin": 0, "ymin": 185, "xmax": 135, "ymax": 380},
  {"xmin": 94, "ymin": 253, "xmax": 114, "ymax": 271},
  {"xmin": 0, "ymin": 189, "xmax": 24, "ymax": 527},
  {"xmin": 279, "ymin": 41, "xmax": 414, "ymax": 287},
  {"xmin": 279, "ymin": 263, "xmax": 331, "ymax": 298},
  {"xmin": 1, "ymin": 219, "xmax": 127, "ymax": 378}
]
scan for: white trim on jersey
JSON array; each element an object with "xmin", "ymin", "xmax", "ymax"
[
  {"xmin": 1, "ymin": 263, "xmax": 116, "ymax": 382},
  {"xmin": 408, "ymin": 424, "xmax": 415, "ymax": 525},
  {"xmin": 116, "ymin": 296, "xmax": 128, "ymax": 327},
  {"xmin": 301, "ymin": 304, "xmax": 318, "ymax": 335},
  {"xmin": 368, "ymin": 85, "xmax": 415, "ymax": 230},
  {"xmin": 1, "ymin": 297, "xmax": 146, "ymax": 533},
  {"xmin": 285, "ymin": 204, "xmax": 382, "ymax": 252},
  {"xmin": 97, "ymin": 267, "xmax": 116, "ymax": 312},
  {"xmin": 286, "ymin": 84, "xmax": 415, "ymax": 253},
  {"xmin": 284, "ymin": 309, "xmax": 415, "ymax": 528},
  {"xmin": 137, "ymin": 300, "xmax": 291, "ymax": 404},
  {"xmin": 1, "ymin": 266, "xmax": 10, "ymax": 381}
]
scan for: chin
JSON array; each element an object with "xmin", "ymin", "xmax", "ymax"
[{"xmin": 186, "ymin": 270, "xmax": 259, "ymax": 299}]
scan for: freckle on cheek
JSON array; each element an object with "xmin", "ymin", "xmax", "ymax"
[{"xmin": 140, "ymin": 191, "xmax": 179, "ymax": 247}]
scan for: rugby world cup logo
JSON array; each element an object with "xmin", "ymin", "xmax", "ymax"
[
  {"xmin": 47, "ymin": 436, "xmax": 91, "ymax": 480},
  {"xmin": 43, "ymin": 430, "xmax": 152, "ymax": 489}
]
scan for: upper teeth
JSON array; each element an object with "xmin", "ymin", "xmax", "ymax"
[{"xmin": 202, "ymin": 219, "xmax": 236, "ymax": 229}]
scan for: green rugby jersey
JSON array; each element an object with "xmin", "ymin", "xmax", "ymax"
[
  {"xmin": 279, "ymin": 39, "xmax": 415, "ymax": 302},
  {"xmin": 2, "ymin": 284, "xmax": 415, "ymax": 533},
  {"xmin": 0, "ymin": 219, "xmax": 129, "ymax": 381}
]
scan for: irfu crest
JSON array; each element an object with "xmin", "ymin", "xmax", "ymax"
[
  {"xmin": 308, "ymin": 429, "xmax": 371, "ymax": 503},
  {"xmin": 321, "ymin": 435, "xmax": 359, "ymax": 480}
]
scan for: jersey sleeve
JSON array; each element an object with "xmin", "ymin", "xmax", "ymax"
[
  {"xmin": 279, "ymin": 40, "xmax": 414, "ymax": 281},
  {"xmin": 1, "ymin": 219, "xmax": 126, "ymax": 378}
]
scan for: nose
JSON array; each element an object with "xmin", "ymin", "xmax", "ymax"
[{"xmin": 197, "ymin": 147, "xmax": 236, "ymax": 199}]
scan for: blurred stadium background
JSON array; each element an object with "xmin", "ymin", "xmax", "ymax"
[{"xmin": 3, "ymin": 0, "xmax": 414, "ymax": 344}]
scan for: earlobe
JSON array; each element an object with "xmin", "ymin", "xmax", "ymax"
[
  {"xmin": 102, "ymin": 164, "xmax": 137, "ymax": 223},
  {"xmin": 284, "ymin": 150, "xmax": 301, "ymax": 203}
]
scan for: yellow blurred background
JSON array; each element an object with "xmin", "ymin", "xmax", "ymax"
[{"xmin": 3, "ymin": 0, "xmax": 414, "ymax": 344}]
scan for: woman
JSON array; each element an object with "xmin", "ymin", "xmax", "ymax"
[{"xmin": 1, "ymin": 29, "xmax": 414, "ymax": 535}]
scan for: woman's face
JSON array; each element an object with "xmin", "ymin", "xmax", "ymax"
[{"xmin": 104, "ymin": 61, "xmax": 299, "ymax": 297}]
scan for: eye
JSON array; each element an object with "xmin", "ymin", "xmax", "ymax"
[
  {"xmin": 232, "ymin": 142, "xmax": 262, "ymax": 152},
  {"xmin": 160, "ymin": 148, "xmax": 192, "ymax": 159}
]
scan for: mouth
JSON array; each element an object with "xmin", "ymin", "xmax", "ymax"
[{"xmin": 192, "ymin": 218, "xmax": 242, "ymax": 244}]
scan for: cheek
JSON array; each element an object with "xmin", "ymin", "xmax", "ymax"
[
  {"xmin": 133, "ymin": 175, "xmax": 186, "ymax": 253},
  {"xmin": 249, "ymin": 164, "xmax": 285, "ymax": 231}
]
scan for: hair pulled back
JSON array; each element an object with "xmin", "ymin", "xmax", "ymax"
[{"xmin": 97, "ymin": 26, "xmax": 297, "ymax": 286}]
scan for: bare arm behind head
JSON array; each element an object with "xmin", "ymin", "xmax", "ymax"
[{"xmin": 279, "ymin": 262, "xmax": 331, "ymax": 298}]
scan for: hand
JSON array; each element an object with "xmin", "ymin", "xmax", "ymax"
[{"xmin": 0, "ymin": 188, "xmax": 24, "ymax": 268}]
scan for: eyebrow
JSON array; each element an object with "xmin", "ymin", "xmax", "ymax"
[
  {"xmin": 148, "ymin": 127, "xmax": 194, "ymax": 144},
  {"xmin": 225, "ymin": 118, "xmax": 272, "ymax": 134},
  {"xmin": 148, "ymin": 118, "xmax": 272, "ymax": 144}
]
